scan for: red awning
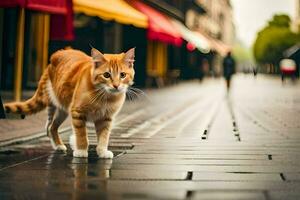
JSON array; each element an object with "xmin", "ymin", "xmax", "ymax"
[
  {"xmin": 50, "ymin": 0, "xmax": 74, "ymax": 40},
  {"xmin": 0, "ymin": 0, "xmax": 67, "ymax": 14},
  {"xmin": 0, "ymin": 0, "xmax": 74, "ymax": 41},
  {"xmin": 128, "ymin": 0, "xmax": 182, "ymax": 46},
  {"xmin": 0, "ymin": 0, "xmax": 26, "ymax": 8},
  {"xmin": 26, "ymin": 0, "xmax": 67, "ymax": 14}
]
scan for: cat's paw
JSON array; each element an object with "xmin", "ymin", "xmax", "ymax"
[
  {"xmin": 73, "ymin": 149, "xmax": 88, "ymax": 158},
  {"xmin": 96, "ymin": 148, "xmax": 113, "ymax": 159},
  {"xmin": 49, "ymin": 137, "xmax": 66, "ymax": 151},
  {"xmin": 56, "ymin": 144, "xmax": 67, "ymax": 151},
  {"xmin": 69, "ymin": 134, "xmax": 75, "ymax": 150}
]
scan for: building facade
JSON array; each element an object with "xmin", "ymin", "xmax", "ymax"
[
  {"xmin": 185, "ymin": 0, "xmax": 235, "ymax": 76},
  {"xmin": 293, "ymin": 0, "xmax": 300, "ymax": 32},
  {"xmin": 188, "ymin": 0, "xmax": 235, "ymax": 45}
]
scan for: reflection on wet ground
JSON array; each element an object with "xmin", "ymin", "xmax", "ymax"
[{"xmin": 0, "ymin": 142, "xmax": 122, "ymax": 200}]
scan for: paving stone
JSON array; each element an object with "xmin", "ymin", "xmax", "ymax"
[
  {"xmin": 114, "ymin": 158, "xmax": 275, "ymax": 165},
  {"xmin": 106, "ymin": 180, "xmax": 300, "ymax": 191},
  {"xmin": 125, "ymin": 149, "xmax": 300, "ymax": 155},
  {"xmin": 120, "ymin": 190, "xmax": 187, "ymax": 200},
  {"xmin": 268, "ymin": 190, "xmax": 300, "ymax": 200},
  {"xmin": 191, "ymin": 190, "xmax": 266, "ymax": 200},
  {"xmin": 283, "ymin": 173, "xmax": 300, "ymax": 181},
  {"xmin": 121, "ymin": 153, "xmax": 268, "ymax": 160},
  {"xmin": 192, "ymin": 172, "xmax": 281, "ymax": 181},
  {"xmin": 110, "ymin": 169, "xmax": 188, "ymax": 180},
  {"xmin": 0, "ymin": 148, "xmax": 51, "ymax": 170},
  {"xmin": 110, "ymin": 164, "xmax": 300, "ymax": 173}
]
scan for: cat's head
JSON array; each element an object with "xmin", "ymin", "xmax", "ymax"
[{"xmin": 90, "ymin": 48, "xmax": 135, "ymax": 94}]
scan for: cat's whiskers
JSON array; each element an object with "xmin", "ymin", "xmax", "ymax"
[
  {"xmin": 126, "ymin": 87, "xmax": 148, "ymax": 101},
  {"xmin": 127, "ymin": 90, "xmax": 137, "ymax": 101},
  {"xmin": 126, "ymin": 91, "xmax": 133, "ymax": 101}
]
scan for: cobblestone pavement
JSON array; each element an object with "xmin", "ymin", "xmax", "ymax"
[{"xmin": 0, "ymin": 75, "xmax": 300, "ymax": 200}]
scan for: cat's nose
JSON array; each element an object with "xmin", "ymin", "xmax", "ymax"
[{"xmin": 113, "ymin": 85, "xmax": 119, "ymax": 89}]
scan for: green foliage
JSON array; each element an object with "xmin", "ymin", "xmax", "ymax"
[
  {"xmin": 232, "ymin": 42, "xmax": 253, "ymax": 63},
  {"xmin": 268, "ymin": 14, "xmax": 290, "ymax": 28},
  {"xmin": 253, "ymin": 14, "xmax": 300, "ymax": 64}
]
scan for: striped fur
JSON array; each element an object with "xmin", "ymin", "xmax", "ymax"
[{"xmin": 4, "ymin": 69, "xmax": 49, "ymax": 115}]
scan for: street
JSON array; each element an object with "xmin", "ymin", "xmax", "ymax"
[{"xmin": 1, "ymin": 75, "xmax": 300, "ymax": 200}]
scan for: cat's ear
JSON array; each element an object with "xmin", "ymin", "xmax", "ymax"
[
  {"xmin": 123, "ymin": 47, "xmax": 135, "ymax": 68},
  {"xmin": 91, "ymin": 48, "xmax": 107, "ymax": 68}
]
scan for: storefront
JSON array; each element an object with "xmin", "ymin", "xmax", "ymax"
[
  {"xmin": 0, "ymin": 0, "xmax": 73, "ymax": 100},
  {"xmin": 68, "ymin": 0, "xmax": 148, "ymax": 87},
  {"xmin": 129, "ymin": 0, "xmax": 183, "ymax": 87},
  {"xmin": 171, "ymin": 19, "xmax": 212, "ymax": 80}
]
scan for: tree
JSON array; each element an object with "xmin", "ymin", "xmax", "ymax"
[
  {"xmin": 232, "ymin": 40, "xmax": 253, "ymax": 63},
  {"xmin": 268, "ymin": 14, "xmax": 290, "ymax": 28},
  {"xmin": 253, "ymin": 14, "xmax": 300, "ymax": 67}
]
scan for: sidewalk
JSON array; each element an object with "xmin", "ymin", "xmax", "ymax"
[
  {"xmin": 0, "ymin": 91, "xmax": 71, "ymax": 145},
  {"xmin": 0, "ymin": 76, "xmax": 300, "ymax": 200},
  {"xmin": 0, "ymin": 111, "xmax": 71, "ymax": 146}
]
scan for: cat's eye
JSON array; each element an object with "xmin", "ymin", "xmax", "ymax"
[
  {"xmin": 120, "ymin": 72, "xmax": 126, "ymax": 79},
  {"xmin": 103, "ymin": 72, "xmax": 111, "ymax": 78}
]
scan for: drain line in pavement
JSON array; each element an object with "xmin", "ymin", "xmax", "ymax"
[
  {"xmin": 201, "ymin": 98, "xmax": 222, "ymax": 140},
  {"xmin": 227, "ymin": 99, "xmax": 241, "ymax": 141},
  {"xmin": 280, "ymin": 173, "xmax": 286, "ymax": 181},
  {"xmin": 185, "ymin": 172, "xmax": 194, "ymax": 199},
  {"xmin": 186, "ymin": 171, "xmax": 193, "ymax": 180},
  {"xmin": 186, "ymin": 190, "xmax": 193, "ymax": 199},
  {"xmin": 268, "ymin": 154, "xmax": 273, "ymax": 160}
]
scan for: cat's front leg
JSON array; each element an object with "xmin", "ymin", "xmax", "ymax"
[
  {"xmin": 71, "ymin": 110, "xmax": 89, "ymax": 158},
  {"xmin": 94, "ymin": 118, "xmax": 113, "ymax": 159}
]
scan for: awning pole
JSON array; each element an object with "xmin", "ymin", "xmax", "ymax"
[
  {"xmin": 14, "ymin": 7, "xmax": 25, "ymax": 101},
  {"xmin": 42, "ymin": 14, "xmax": 50, "ymax": 71}
]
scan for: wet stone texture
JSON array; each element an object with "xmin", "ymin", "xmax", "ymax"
[{"xmin": 1, "ymin": 75, "xmax": 300, "ymax": 200}]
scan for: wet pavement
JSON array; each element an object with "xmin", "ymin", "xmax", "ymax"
[{"xmin": 0, "ymin": 75, "xmax": 300, "ymax": 200}]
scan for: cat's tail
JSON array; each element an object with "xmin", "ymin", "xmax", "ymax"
[{"xmin": 4, "ymin": 69, "xmax": 49, "ymax": 115}]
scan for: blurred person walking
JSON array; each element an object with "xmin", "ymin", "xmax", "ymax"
[
  {"xmin": 223, "ymin": 51, "xmax": 236, "ymax": 91},
  {"xmin": 199, "ymin": 59, "xmax": 209, "ymax": 82}
]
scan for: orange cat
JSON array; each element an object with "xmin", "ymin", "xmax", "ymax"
[{"xmin": 4, "ymin": 47, "xmax": 135, "ymax": 158}]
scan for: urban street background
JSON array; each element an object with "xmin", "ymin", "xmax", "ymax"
[{"xmin": 0, "ymin": 0, "xmax": 300, "ymax": 199}]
